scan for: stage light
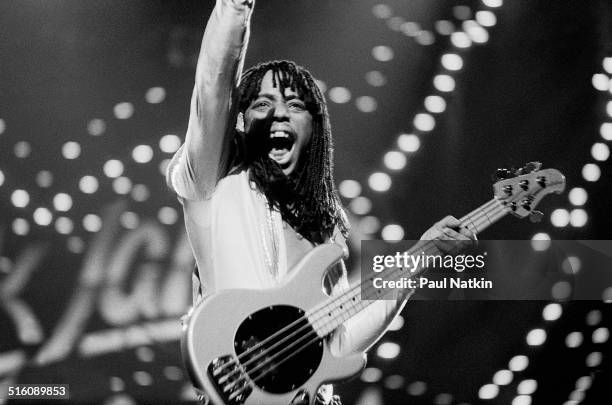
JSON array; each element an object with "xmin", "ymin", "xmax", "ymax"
[
  {"xmin": 158, "ymin": 207, "xmax": 178, "ymax": 225},
  {"xmin": 397, "ymin": 134, "xmax": 421, "ymax": 152},
  {"xmin": 83, "ymin": 214, "xmax": 102, "ymax": 232},
  {"xmin": 33, "ymin": 207, "xmax": 53, "ymax": 226},
  {"xmin": 607, "ymin": 100, "xmax": 612, "ymax": 117},
  {"xmin": 384, "ymin": 375, "xmax": 404, "ymax": 390},
  {"xmin": 407, "ymin": 381, "xmax": 427, "ymax": 396},
  {"xmin": 314, "ymin": 79, "xmax": 327, "ymax": 93},
  {"xmin": 11, "ymin": 189, "xmax": 30, "ymax": 208},
  {"xmin": 359, "ymin": 216, "xmax": 381, "ymax": 234},
  {"xmin": 114, "ymin": 102, "xmax": 134, "ymax": 119},
  {"xmin": 36, "ymin": 170, "xmax": 53, "ymax": 188},
  {"xmin": 425, "ymin": 95, "xmax": 447, "ymax": 113},
  {"xmin": 387, "ymin": 16, "xmax": 404, "ymax": 32},
  {"xmin": 414, "ymin": 113, "xmax": 436, "ymax": 131},
  {"xmin": 517, "ymin": 380, "xmax": 537, "ymax": 395},
  {"xmin": 372, "ymin": 45, "xmax": 394, "ymax": 62},
  {"xmin": 67, "ymin": 236, "xmax": 84, "ymax": 254},
  {"xmin": 434, "ymin": 20, "xmax": 454, "ymax": 35},
  {"xmin": 109, "ymin": 377, "xmax": 125, "ymax": 392},
  {"xmin": 79, "ymin": 175, "xmax": 99, "ymax": 194},
  {"xmin": 14, "ymin": 141, "xmax": 31, "ymax": 158},
  {"xmin": 87, "ymin": 118, "xmax": 106, "ymax": 136},
  {"xmin": 131, "ymin": 184, "xmax": 150, "ymax": 202},
  {"xmin": 591, "ymin": 142, "xmax": 610, "ymax": 161},
  {"xmin": 512, "ymin": 395, "xmax": 531, "ymax": 405},
  {"xmin": 339, "ymin": 179, "xmax": 362, "ymax": 199},
  {"xmin": 550, "ymin": 208, "xmax": 569, "ymax": 227},
  {"xmin": 476, "ymin": 10, "xmax": 497, "ymax": 27},
  {"xmin": 526, "ymin": 328, "xmax": 546, "ymax": 346},
  {"xmin": 133, "ymin": 144, "xmax": 154, "ymax": 163},
  {"xmin": 361, "ymin": 367, "xmax": 382, "ymax": 383},
  {"xmin": 568, "ymin": 187, "xmax": 587, "ymax": 206},
  {"xmin": 581, "ymin": 163, "xmax": 600, "ymax": 181},
  {"xmin": 604, "ymin": 287, "xmax": 612, "ymax": 303},
  {"xmin": 159, "ymin": 134, "xmax": 181, "ymax": 153},
  {"xmin": 368, "ymin": 172, "xmax": 391, "ymax": 192},
  {"xmin": 561, "ymin": 256, "xmax": 581, "ymax": 275},
  {"xmin": 135, "ymin": 347, "xmax": 155, "ymax": 363},
  {"xmin": 552, "ymin": 281, "xmax": 572, "ymax": 300},
  {"xmin": 365, "ymin": 71, "xmax": 387, "ymax": 87},
  {"xmin": 453, "ymin": 5, "xmax": 472, "ymax": 20},
  {"xmin": 569, "ymin": 209, "xmax": 587, "ymax": 227},
  {"xmin": 350, "ymin": 196, "xmax": 372, "ymax": 215},
  {"xmin": 433, "ymin": 75, "xmax": 455, "ymax": 93},
  {"xmin": 120, "ymin": 211, "xmax": 139, "ymax": 229},
  {"xmin": 159, "ymin": 159, "xmax": 170, "ymax": 176},
  {"xmin": 478, "ymin": 384, "xmax": 499, "ymax": 400},
  {"xmin": 133, "ymin": 371, "xmax": 153, "ymax": 386},
  {"xmin": 592, "ymin": 327, "xmax": 609, "ymax": 344},
  {"xmin": 53, "ymin": 193, "xmax": 73, "ymax": 212},
  {"xmin": 415, "ymin": 31, "xmax": 435, "ymax": 46},
  {"xmin": 328, "ymin": 87, "xmax": 351, "ymax": 104},
  {"xmin": 482, "ymin": 0, "xmax": 503, "ymax": 8},
  {"xmin": 493, "ymin": 369, "xmax": 513, "ymax": 385},
  {"xmin": 62, "ymin": 141, "xmax": 81, "ymax": 160},
  {"xmin": 103, "ymin": 159, "xmax": 124, "ymax": 178},
  {"xmin": 0, "ymin": 170, "xmax": 4, "ymax": 186},
  {"xmin": 586, "ymin": 309, "xmax": 602, "ymax": 326},
  {"xmin": 565, "ymin": 331, "xmax": 583, "ymax": 348},
  {"xmin": 12, "ymin": 218, "xmax": 29, "ymax": 236},
  {"xmin": 355, "ymin": 96, "xmax": 378, "ymax": 113},
  {"xmin": 434, "ymin": 393, "xmax": 453, "ymax": 405},
  {"xmin": 113, "ymin": 177, "xmax": 132, "ymax": 195},
  {"xmin": 542, "ymin": 303, "xmax": 562, "ymax": 321},
  {"xmin": 586, "ymin": 352, "xmax": 602, "ymax": 367},
  {"xmin": 55, "ymin": 217, "xmax": 74, "ymax": 235},
  {"xmin": 0, "ymin": 118, "xmax": 5, "ymax": 134},
  {"xmin": 604, "ymin": 57, "xmax": 612, "ymax": 74},
  {"xmin": 400, "ymin": 22, "xmax": 420, "ymax": 37},
  {"xmin": 601, "ymin": 122, "xmax": 612, "ymax": 140},
  {"xmin": 592, "ymin": 73, "xmax": 609, "ymax": 91},
  {"xmin": 508, "ymin": 355, "xmax": 529, "ymax": 372},
  {"xmin": 163, "ymin": 366, "xmax": 183, "ymax": 381},
  {"xmin": 530, "ymin": 232, "xmax": 550, "ymax": 251},
  {"xmin": 145, "ymin": 87, "xmax": 166, "ymax": 104},
  {"xmin": 372, "ymin": 4, "xmax": 392, "ymax": 19},
  {"xmin": 450, "ymin": 31, "xmax": 472, "ymax": 48},
  {"xmin": 388, "ymin": 314, "xmax": 404, "ymax": 331},
  {"xmin": 384, "ymin": 151, "xmax": 407, "ymax": 170},
  {"xmin": 463, "ymin": 20, "xmax": 489, "ymax": 43},
  {"xmin": 576, "ymin": 376, "xmax": 592, "ymax": 391},
  {"xmin": 441, "ymin": 53, "xmax": 463, "ymax": 71},
  {"xmin": 381, "ymin": 224, "xmax": 404, "ymax": 241}
]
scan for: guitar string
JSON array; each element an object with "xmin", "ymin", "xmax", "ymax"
[
  {"xmin": 215, "ymin": 199, "xmax": 503, "ymax": 387},
  {"xmin": 226, "ymin": 201, "xmax": 508, "ymax": 399},
  {"xmin": 215, "ymin": 197, "xmax": 502, "ymax": 375},
  {"xmin": 216, "ymin": 198, "xmax": 504, "ymax": 386},
  {"xmin": 221, "ymin": 200, "xmax": 507, "ymax": 395}
]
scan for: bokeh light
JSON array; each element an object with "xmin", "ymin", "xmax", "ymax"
[{"xmin": 368, "ymin": 172, "xmax": 392, "ymax": 192}]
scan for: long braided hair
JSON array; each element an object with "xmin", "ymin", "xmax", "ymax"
[{"xmin": 231, "ymin": 60, "xmax": 349, "ymax": 241}]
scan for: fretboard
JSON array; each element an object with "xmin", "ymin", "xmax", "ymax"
[{"xmin": 307, "ymin": 198, "xmax": 509, "ymax": 337}]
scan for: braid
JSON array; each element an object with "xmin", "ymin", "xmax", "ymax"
[{"xmin": 233, "ymin": 60, "xmax": 349, "ymax": 241}]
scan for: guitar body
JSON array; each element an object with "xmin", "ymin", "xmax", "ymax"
[{"xmin": 182, "ymin": 244, "xmax": 366, "ymax": 405}]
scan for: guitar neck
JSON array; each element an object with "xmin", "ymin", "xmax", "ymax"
[{"xmin": 308, "ymin": 198, "xmax": 509, "ymax": 337}]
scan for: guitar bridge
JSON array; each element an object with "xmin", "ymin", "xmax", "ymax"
[{"xmin": 208, "ymin": 355, "xmax": 253, "ymax": 405}]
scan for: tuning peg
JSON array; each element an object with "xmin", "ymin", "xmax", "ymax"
[
  {"xmin": 493, "ymin": 168, "xmax": 513, "ymax": 182},
  {"xmin": 529, "ymin": 210, "xmax": 544, "ymax": 223}
]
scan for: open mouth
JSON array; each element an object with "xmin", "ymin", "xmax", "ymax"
[{"xmin": 267, "ymin": 131, "xmax": 296, "ymax": 166}]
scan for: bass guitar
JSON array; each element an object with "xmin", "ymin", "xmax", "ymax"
[{"xmin": 182, "ymin": 162, "xmax": 565, "ymax": 404}]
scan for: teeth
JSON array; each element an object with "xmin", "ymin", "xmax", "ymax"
[{"xmin": 270, "ymin": 131, "xmax": 290, "ymax": 138}]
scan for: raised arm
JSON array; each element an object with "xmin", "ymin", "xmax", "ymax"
[{"xmin": 168, "ymin": 0, "xmax": 254, "ymax": 200}]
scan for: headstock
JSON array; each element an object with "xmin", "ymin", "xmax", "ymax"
[{"xmin": 492, "ymin": 162, "xmax": 566, "ymax": 221}]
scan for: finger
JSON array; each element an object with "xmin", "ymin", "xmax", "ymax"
[
  {"xmin": 440, "ymin": 227, "xmax": 470, "ymax": 241},
  {"xmin": 437, "ymin": 215, "xmax": 461, "ymax": 229}
]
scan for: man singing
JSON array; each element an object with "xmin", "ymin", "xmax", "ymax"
[{"xmin": 167, "ymin": 0, "xmax": 472, "ymax": 403}]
